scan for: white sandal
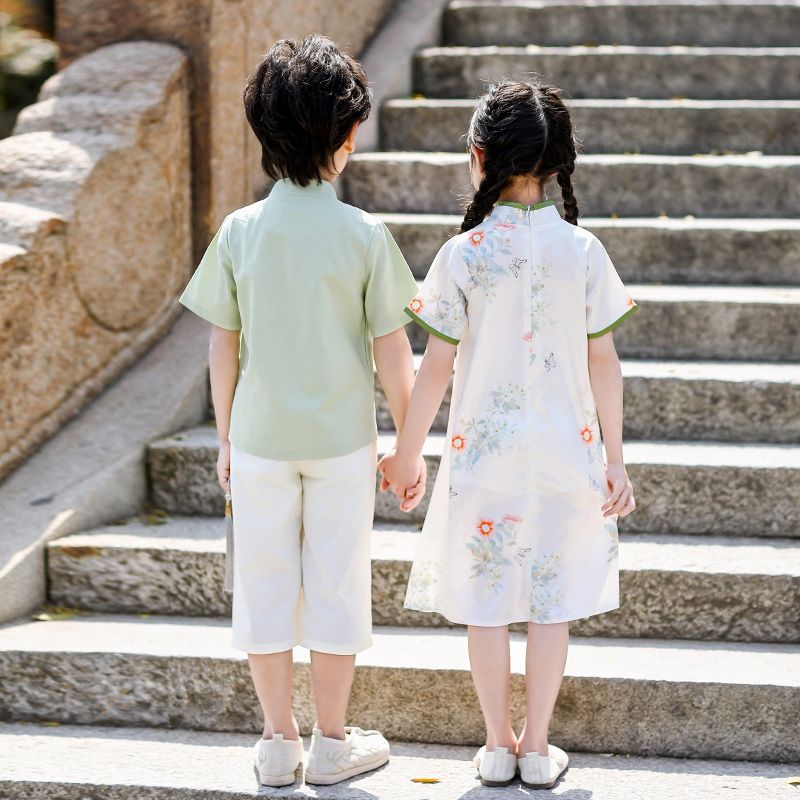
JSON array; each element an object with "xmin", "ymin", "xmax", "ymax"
[
  {"xmin": 473, "ymin": 745, "xmax": 517, "ymax": 787},
  {"xmin": 518, "ymin": 744, "xmax": 569, "ymax": 789}
]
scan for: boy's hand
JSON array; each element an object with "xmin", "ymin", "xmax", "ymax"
[
  {"xmin": 217, "ymin": 441, "xmax": 231, "ymax": 492},
  {"xmin": 399, "ymin": 456, "xmax": 427, "ymax": 513},
  {"xmin": 602, "ymin": 461, "xmax": 635, "ymax": 518}
]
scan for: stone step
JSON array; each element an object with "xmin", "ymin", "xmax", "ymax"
[
  {"xmin": 380, "ymin": 98, "xmax": 800, "ymax": 155},
  {"xmin": 443, "ymin": 1, "xmax": 800, "ymax": 49},
  {"xmin": 0, "ymin": 614, "xmax": 798, "ymax": 761},
  {"xmin": 1, "ymin": 723, "xmax": 797, "ymax": 800},
  {"xmin": 376, "ymin": 357, "xmax": 800, "ymax": 443},
  {"xmin": 146, "ymin": 427, "xmax": 800, "ymax": 537},
  {"xmin": 380, "ymin": 214, "xmax": 800, "ymax": 286},
  {"xmin": 403, "ymin": 283, "xmax": 800, "ymax": 363},
  {"xmin": 46, "ymin": 518, "xmax": 800, "ymax": 643},
  {"xmin": 413, "ymin": 46, "xmax": 800, "ymax": 100},
  {"xmin": 344, "ymin": 152, "xmax": 800, "ymax": 218}
]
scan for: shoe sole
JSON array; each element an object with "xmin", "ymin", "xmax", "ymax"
[
  {"xmin": 305, "ymin": 753, "xmax": 390, "ymax": 785},
  {"xmin": 255, "ymin": 768, "xmax": 299, "ymax": 787},
  {"xmin": 480, "ymin": 776, "xmax": 516, "ymax": 787}
]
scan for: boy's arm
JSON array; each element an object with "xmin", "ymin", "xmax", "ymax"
[
  {"xmin": 209, "ymin": 325, "xmax": 240, "ymax": 490},
  {"xmin": 380, "ymin": 334, "xmax": 456, "ymax": 510},
  {"xmin": 373, "ymin": 327, "xmax": 415, "ymax": 435},
  {"xmin": 588, "ymin": 333, "xmax": 635, "ymax": 518}
]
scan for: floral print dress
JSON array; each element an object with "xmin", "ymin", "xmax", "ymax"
[{"xmin": 403, "ymin": 200, "xmax": 638, "ymax": 626}]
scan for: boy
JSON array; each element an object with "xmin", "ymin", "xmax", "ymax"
[{"xmin": 179, "ymin": 35, "xmax": 422, "ymax": 787}]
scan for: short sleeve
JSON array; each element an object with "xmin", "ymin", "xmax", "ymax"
[
  {"xmin": 585, "ymin": 237, "xmax": 638, "ymax": 338},
  {"xmin": 405, "ymin": 239, "xmax": 467, "ymax": 345},
  {"xmin": 364, "ymin": 221, "xmax": 420, "ymax": 338},
  {"xmin": 179, "ymin": 216, "xmax": 241, "ymax": 331}
]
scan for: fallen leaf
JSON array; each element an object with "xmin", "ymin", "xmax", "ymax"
[
  {"xmin": 411, "ymin": 777, "xmax": 441, "ymax": 784},
  {"xmin": 40, "ymin": 721, "xmax": 61, "ymax": 727}
]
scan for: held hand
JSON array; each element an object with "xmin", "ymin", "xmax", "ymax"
[
  {"xmin": 399, "ymin": 456, "xmax": 427, "ymax": 513},
  {"xmin": 217, "ymin": 441, "xmax": 231, "ymax": 493},
  {"xmin": 602, "ymin": 461, "xmax": 635, "ymax": 518},
  {"xmin": 378, "ymin": 449, "xmax": 422, "ymax": 499}
]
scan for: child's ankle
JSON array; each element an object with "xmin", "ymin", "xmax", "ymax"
[
  {"xmin": 486, "ymin": 730, "xmax": 518, "ymax": 753},
  {"xmin": 263, "ymin": 722, "xmax": 300, "ymax": 740},
  {"xmin": 314, "ymin": 723, "xmax": 346, "ymax": 741}
]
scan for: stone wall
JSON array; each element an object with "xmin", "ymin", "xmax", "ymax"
[
  {"xmin": 0, "ymin": 41, "xmax": 191, "ymax": 478},
  {"xmin": 55, "ymin": 0, "xmax": 398, "ymax": 257}
]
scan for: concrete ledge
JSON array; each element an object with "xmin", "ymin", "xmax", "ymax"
[
  {"xmin": 0, "ymin": 312, "xmax": 209, "ymax": 625},
  {"xmin": 0, "ymin": 723, "xmax": 797, "ymax": 799},
  {"xmin": 46, "ymin": 519, "xmax": 800, "ymax": 643},
  {"xmin": 0, "ymin": 616, "xmax": 798, "ymax": 761}
]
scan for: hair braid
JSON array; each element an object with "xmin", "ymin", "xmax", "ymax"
[
  {"xmin": 460, "ymin": 160, "xmax": 512, "ymax": 232},
  {"xmin": 557, "ymin": 164, "xmax": 579, "ymax": 225}
]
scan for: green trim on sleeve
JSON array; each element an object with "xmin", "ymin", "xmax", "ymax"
[
  {"xmin": 587, "ymin": 304, "xmax": 639, "ymax": 339},
  {"xmin": 404, "ymin": 307, "xmax": 460, "ymax": 345}
]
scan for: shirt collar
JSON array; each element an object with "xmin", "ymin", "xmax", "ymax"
[
  {"xmin": 269, "ymin": 177, "xmax": 338, "ymax": 200},
  {"xmin": 492, "ymin": 199, "xmax": 560, "ymax": 226}
]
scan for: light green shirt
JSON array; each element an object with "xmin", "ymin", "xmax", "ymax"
[{"xmin": 179, "ymin": 178, "xmax": 418, "ymax": 460}]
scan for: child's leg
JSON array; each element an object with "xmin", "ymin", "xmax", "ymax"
[
  {"xmin": 229, "ymin": 444, "xmax": 304, "ymax": 741},
  {"xmin": 310, "ymin": 652, "xmax": 356, "ymax": 740},
  {"xmin": 249, "ymin": 651, "xmax": 299, "ymax": 739},
  {"xmin": 467, "ymin": 625, "xmax": 517, "ymax": 751},
  {"xmin": 517, "ymin": 621, "xmax": 569, "ymax": 755}
]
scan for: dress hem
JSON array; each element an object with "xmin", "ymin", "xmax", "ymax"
[{"xmin": 402, "ymin": 601, "xmax": 620, "ymax": 627}]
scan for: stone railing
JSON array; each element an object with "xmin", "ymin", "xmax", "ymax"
[{"xmin": 0, "ymin": 41, "xmax": 191, "ymax": 479}]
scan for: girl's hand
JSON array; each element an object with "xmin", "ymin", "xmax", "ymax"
[
  {"xmin": 399, "ymin": 456, "xmax": 427, "ymax": 513},
  {"xmin": 217, "ymin": 441, "xmax": 231, "ymax": 492},
  {"xmin": 378, "ymin": 450, "xmax": 421, "ymax": 499},
  {"xmin": 602, "ymin": 462, "xmax": 635, "ymax": 518}
]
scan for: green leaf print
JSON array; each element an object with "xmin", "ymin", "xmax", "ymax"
[{"xmin": 468, "ymin": 516, "xmax": 523, "ymax": 590}]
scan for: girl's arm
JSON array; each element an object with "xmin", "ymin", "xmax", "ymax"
[
  {"xmin": 588, "ymin": 333, "xmax": 635, "ymax": 517},
  {"xmin": 379, "ymin": 334, "xmax": 456, "ymax": 511},
  {"xmin": 373, "ymin": 327, "xmax": 426, "ymax": 498},
  {"xmin": 209, "ymin": 325, "xmax": 240, "ymax": 491}
]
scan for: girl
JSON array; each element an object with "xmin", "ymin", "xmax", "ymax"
[{"xmin": 378, "ymin": 80, "xmax": 637, "ymax": 789}]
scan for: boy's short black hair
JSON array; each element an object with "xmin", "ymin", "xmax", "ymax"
[{"xmin": 243, "ymin": 35, "xmax": 371, "ymax": 187}]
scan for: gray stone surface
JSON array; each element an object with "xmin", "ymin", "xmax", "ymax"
[
  {"xmin": 377, "ymin": 357, "xmax": 800, "ymax": 443},
  {"xmin": 1, "ymin": 723, "xmax": 798, "ymax": 799},
  {"xmin": 0, "ymin": 312, "xmax": 209, "ymax": 625},
  {"xmin": 46, "ymin": 520, "xmax": 800, "ymax": 643},
  {"xmin": 381, "ymin": 98, "xmax": 800, "ymax": 155},
  {"xmin": 381, "ymin": 213, "xmax": 800, "ymax": 285},
  {"xmin": 443, "ymin": 1, "xmax": 800, "ymax": 48},
  {"xmin": 413, "ymin": 46, "xmax": 800, "ymax": 100},
  {"xmin": 146, "ymin": 428, "xmax": 800, "ymax": 536},
  {"xmin": 0, "ymin": 616, "xmax": 798, "ymax": 761},
  {"xmin": 403, "ymin": 283, "xmax": 800, "ymax": 362},
  {"xmin": 344, "ymin": 152, "xmax": 800, "ymax": 218}
]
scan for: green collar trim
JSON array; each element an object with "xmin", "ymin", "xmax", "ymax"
[{"xmin": 497, "ymin": 199, "xmax": 555, "ymax": 211}]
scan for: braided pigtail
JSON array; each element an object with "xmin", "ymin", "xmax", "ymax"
[
  {"xmin": 460, "ymin": 161, "xmax": 512, "ymax": 232},
  {"xmin": 557, "ymin": 164, "xmax": 579, "ymax": 225}
]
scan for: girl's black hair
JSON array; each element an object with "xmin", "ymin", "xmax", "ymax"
[
  {"xmin": 243, "ymin": 35, "xmax": 371, "ymax": 187},
  {"xmin": 461, "ymin": 80, "xmax": 579, "ymax": 232}
]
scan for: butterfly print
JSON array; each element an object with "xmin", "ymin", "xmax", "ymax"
[
  {"xmin": 508, "ymin": 257, "xmax": 527, "ymax": 278},
  {"xmin": 514, "ymin": 547, "xmax": 532, "ymax": 565}
]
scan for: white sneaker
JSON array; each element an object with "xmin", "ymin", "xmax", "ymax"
[
  {"xmin": 253, "ymin": 734, "xmax": 303, "ymax": 787},
  {"xmin": 305, "ymin": 726, "xmax": 390, "ymax": 785},
  {"xmin": 518, "ymin": 744, "xmax": 569, "ymax": 789},
  {"xmin": 473, "ymin": 745, "xmax": 517, "ymax": 787}
]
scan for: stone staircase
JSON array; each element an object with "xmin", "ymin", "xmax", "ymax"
[{"xmin": 2, "ymin": 2, "xmax": 800, "ymax": 797}]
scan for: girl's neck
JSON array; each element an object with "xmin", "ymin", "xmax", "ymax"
[{"xmin": 498, "ymin": 177, "xmax": 545, "ymax": 207}]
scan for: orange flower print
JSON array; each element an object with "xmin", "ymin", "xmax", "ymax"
[
  {"xmin": 626, "ymin": 296, "xmax": 636, "ymax": 308},
  {"xmin": 469, "ymin": 230, "xmax": 485, "ymax": 247},
  {"xmin": 408, "ymin": 296, "xmax": 424, "ymax": 314},
  {"xmin": 580, "ymin": 426, "xmax": 593, "ymax": 444},
  {"xmin": 522, "ymin": 331, "xmax": 533, "ymax": 342},
  {"xmin": 477, "ymin": 519, "xmax": 494, "ymax": 536},
  {"xmin": 451, "ymin": 434, "xmax": 466, "ymax": 451},
  {"xmin": 503, "ymin": 514, "xmax": 522, "ymax": 524}
]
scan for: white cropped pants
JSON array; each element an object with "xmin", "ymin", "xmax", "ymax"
[{"xmin": 229, "ymin": 441, "xmax": 377, "ymax": 655}]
